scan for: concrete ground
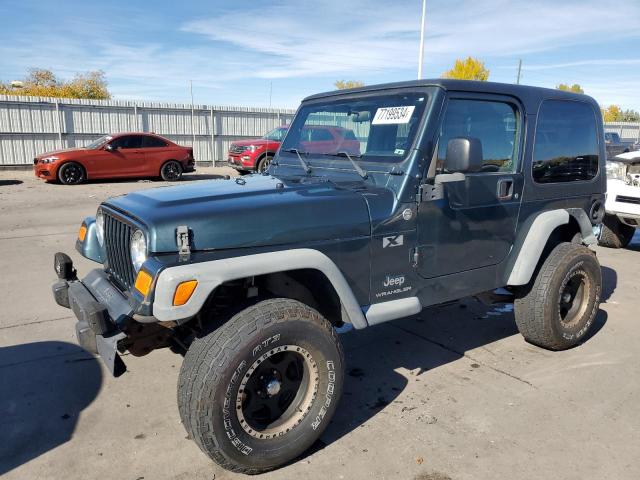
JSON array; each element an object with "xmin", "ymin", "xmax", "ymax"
[{"xmin": 1, "ymin": 168, "xmax": 639, "ymax": 480}]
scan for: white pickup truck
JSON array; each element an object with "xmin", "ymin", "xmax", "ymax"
[{"xmin": 601, "ymin": 151, "xmax": 640, "ymax": 248}]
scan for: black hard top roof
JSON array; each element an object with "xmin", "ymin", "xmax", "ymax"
[{"xmin": 303, "ymin": 79, "xmax": 599, "ymax": 110}]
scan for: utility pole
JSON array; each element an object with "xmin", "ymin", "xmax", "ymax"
[
  {"xmin": 417, "ymin": 0, "xmax": 427, "ymax": 79},
  {"xmin": 269, "ymin": 81, "xmax": 273, "ymax": 109},
  {"xmin": 516, "ymin": 59, "xmax": 522, "ymax": 85}
]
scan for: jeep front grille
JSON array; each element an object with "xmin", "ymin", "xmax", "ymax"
[{"xmin": 103, "ymin": 212, "xmax": 136, "ymax": 289}]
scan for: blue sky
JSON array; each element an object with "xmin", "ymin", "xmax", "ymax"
[{"xmin": 1, "ymin": 0, "xmax": 639, "ymax": 110}]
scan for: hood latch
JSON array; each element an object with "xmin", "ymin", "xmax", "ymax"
[{"xmin": 176, "ymin": 225, "xmax": 191, "ymax": 260}]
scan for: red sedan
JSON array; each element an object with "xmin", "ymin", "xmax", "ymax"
[
  {"xmin": 34, "ymin": 133, "xmax": 195, "ymax": 185},
  {"xmin": 228, "ymin": 125, "xmax": 360, "ymax": 173}
]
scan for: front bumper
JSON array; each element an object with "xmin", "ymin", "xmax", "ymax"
[
  {"xmin": 605, "ymin": 179, "xmax": 640, "ymax": 227},
  {"xmin": 227, "ymin": 154, "xmax": 254, "ymax": 170},
  {"xmin": 33, "ymin": 163, "xmax": 56, "ymax": 180},
  {"xmin": 53, "ymin": 258, "xmax": 131, "ymax": 376}
]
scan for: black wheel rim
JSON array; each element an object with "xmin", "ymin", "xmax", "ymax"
[
  {"xmin": 236, "ymin": 345, "xmax": 318, "ymax": 439},
  {"xmin": 164, "ymin": 163, "xmax": 180, "ymax": 180},
  {"xmin": 559, "ymin": 270, "xmax": 590, "ymax": 327},
  {"xmin": 62, "ymin": 165, "xmax": 82, "ymax": 184}
]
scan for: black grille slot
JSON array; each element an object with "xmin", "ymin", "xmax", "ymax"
[
  {"xmin": 229, "ymin": 145, "xmax": 247, "ymax": 154},
  {"xmin": 616, "ymin": 195, "xmax": 640, "ymax": 205},
  {"xmin": 103, "ymin": 213, "xmax": 136, "ymax": 289}
]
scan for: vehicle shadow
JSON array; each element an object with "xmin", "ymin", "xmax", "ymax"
[
  {"xmin": 306, "ymin": 293, "xmax": 610, "ymax": 460},
  {"xmin": 601, "ymin": 266, "xmax": 618, "ymax": 302},
  {"xmin": 0, "ymin": 341, "xmax": 102, "ymax": 476},
  {"xmin": 0, "ymin": 180, "xmax": 23, "ymax": 186}
]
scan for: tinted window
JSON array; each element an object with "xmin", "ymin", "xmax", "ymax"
[
  {"xmin": 110, "ymin": 135, "xmax": 144, "ymax": 149},
  {"xmin": 309, "ymin": 128, "xmax": 334, "ymax": 141},
  {"xmin": 532, "ymin": 100, "xmax": 599, "ymax": 183},
  {"xmin": 142, "ymin": 136, "xmax": 167, "ymax": 148},
  {"xmin": 438, "ymin": 99, "xmax": 519, "ymax": 173}
]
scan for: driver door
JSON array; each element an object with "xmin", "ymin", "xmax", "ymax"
[
  {"xmin": 104, "ymin": 135, "xmax": 146, "ymax": 177},
  {"xmin": 416, "ymin": 94, "xmax": 524, "ymax": 279}
]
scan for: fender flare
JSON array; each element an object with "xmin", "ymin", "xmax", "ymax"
[
  {"xmin": 152, "ymin": 248, "xmax": 369, "ymax": 328},
  {"xmin": 506, "ymin": 209, "xmax": 596, "ymax": 286}
]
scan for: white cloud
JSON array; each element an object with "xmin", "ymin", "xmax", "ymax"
[{"xmin": 183, "ymin": 0, "xmax": 640, "ymax": 78}]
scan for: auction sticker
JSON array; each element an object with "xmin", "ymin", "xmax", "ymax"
[{"xmin": 372, "ymin": 106, "xmax": 415, "ymax": 125}]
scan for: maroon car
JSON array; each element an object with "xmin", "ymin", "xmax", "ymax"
[{"xmin": 228, "ymin": 125, "xmax": 360, "ymax": 173}]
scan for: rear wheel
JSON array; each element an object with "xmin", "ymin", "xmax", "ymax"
[
  {"xmin": 514, "ymin": 242, "xmax": 602, "ymax": 350},
  {"xmin": 161, "ymin": 160, "xmax": 183, "ymax": 181},
  {"xmin": 256, "ymin": 155, "xmax": 273, "ymax": 173},
  {"xmin": 58, "ymin": 162, "xmax": 86, "ymax": 185},
  {"xmin": 598, "ymin": 214, "xmax": 635, "ymax": 248},
  {"xmin": 177, "ymin": 298, "xmax": 344, "ymax": 474}
]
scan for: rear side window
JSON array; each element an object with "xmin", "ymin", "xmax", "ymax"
[
  {"xmin": 532, "ymin": 100, "xmax": 599, "ymax": 183},
  {"xmin": 309, "ymin": 128, "xmax": 334, "ymax": 141},
  {"xmin": 143, "ymin": 136, "xmax": 167, "ymax": 148},
  {"xmin": 110, "ymin": 135, "xmax": 144, "ymax": 149}
]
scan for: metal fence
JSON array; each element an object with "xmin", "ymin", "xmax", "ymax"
[
  {"xmin": 0, "ymin": 95, "xmax": 296, "ymax": 166},
  {"xmin": 1, "ymin": 94, "xmax": 639, "ymax": 167},
  {"xmin": 604, "ymin": 122, "xmax": 640, "ymax": 142}
]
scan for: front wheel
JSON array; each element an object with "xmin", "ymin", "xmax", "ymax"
[
  {"xmin": 177, "ymin": 298, "xmax": 344, "ymax": 474},
  {"xmin": 160, "ymin": 160, "xmax": 183, "ymax": 181},
  {"xmin": 256, "ymin": 155, "xmax": 273, "ymax": 173},
  {"xmin": 514, "ymin": 242, "xmax": 602, "ymax": 350},
  {"xmin": 598, "ymin": 214, "xmax": 635, "ymax": 249},
  {"xmin": 58, "ymin": 162, "xmax": 86, "ymax": 185}
]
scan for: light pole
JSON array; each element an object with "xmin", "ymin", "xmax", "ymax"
[{"xmin": 417, "ymin": 0, "xmax": 427, "ymax": 79}]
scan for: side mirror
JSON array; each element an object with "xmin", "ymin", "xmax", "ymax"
[
  {"xmin": 105, "ymin": 144, "xmax": 116, "ymax": 152},
  {"xmin": 445, "ymin": 137, "xmax": 483, "ymax": 173}
]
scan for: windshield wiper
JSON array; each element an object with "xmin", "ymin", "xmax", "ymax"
[
  {"xmin": 335, "ymin": 151, "xmax": 368, "ymax": 179},
  {"xmin": 283, "ymin": 148, "xmax": 312, "ymax": 174}
]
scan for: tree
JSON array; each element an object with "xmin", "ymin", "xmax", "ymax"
[
  {"xmin": 334, "ymin": 80, "xmax": 365, "ymax": 90},
  {"xmin": 602, "ymin": 105, "xmax": 623, "ymax": 122},
  {"xmin": 441, "ymin": 57, "xmax": 489, "ymax": 81},
  {"xmin": 621, "ymin": 109, "xmax": 640, "ymax": 122},
  {"xmin": 0, "ymin": 69, "xmax": 111, "ymax": 99},
  {"xmin": 556, "ymin": 83, "xmax": 585, "ymax": 94}
]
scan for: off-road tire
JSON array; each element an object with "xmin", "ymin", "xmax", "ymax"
[
  {"xmin": 514, "ymin": 242, "xmax": 601, "ymax": 350},
  {"xmin": 256, "ymin": 155, "xmax": 273, "ymax": 173},
  {"xmin": 598, "ymin": 214, "xmax": 635, "ymax": 249},
  {"xmin": 177, "ymin": 298, "xmax": 344, "ymax": 474},
  {"xmin": 160, "ymin": 160, "xmax": 183, "ymax": 181},
  {"xmin": 58, "ymin": 162, "xmax": 86, "ymax": 185}
]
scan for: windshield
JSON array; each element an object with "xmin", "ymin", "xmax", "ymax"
[
  {"xmin": 280, "ymin": 92, "xmax": 429, "ymax": 164},
  {"xmin": 86, "ymin": 135, "xmax": 112, "ymax": 149},
  {"xmin": 262, "ymin": 127, "xmax": 288, "ymax": 141}
]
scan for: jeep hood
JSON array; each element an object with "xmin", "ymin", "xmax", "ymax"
[{"xmin": 104, "ymin": 175, "xmax": 372, "ymax": 253}]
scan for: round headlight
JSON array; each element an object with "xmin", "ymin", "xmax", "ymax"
[
  {"xmin": 130, "ymin": 229, "xmax": 147, "ymax": 272},
  {"xmin": 95, "ymin": 210, "xmax": 104, "ymax": 246}
]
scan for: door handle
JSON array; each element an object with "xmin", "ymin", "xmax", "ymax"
[{"xmin": 497, "ymin": 178, "xmax": 514, "ymax": 200}]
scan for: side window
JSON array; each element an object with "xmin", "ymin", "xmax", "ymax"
[
  {"xmin": 532, "ymin": 100, "xmax": 599, "ymax": 183},
  {"xmin": 437, "ymin": 99, "xmax": 519, "ymax": 173},
  {"xmin": 110, "ymin": 135, "xmax": 144, "ymax": 149},
  {"xmin": 142, "ymin": 136, "xmax": 167, "ymax": 148},
  {"xmin": 309, "ymin": 128, "xmax": 334, "ymax": 141}
]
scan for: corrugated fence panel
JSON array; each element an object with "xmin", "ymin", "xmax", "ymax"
[
  {"xmin": 0, "ymin": 95, "xmax": 296, "ymax": 166},
  {"xmin": 604, "ymin": 122, "xmax": 640, "ymax": 141}
]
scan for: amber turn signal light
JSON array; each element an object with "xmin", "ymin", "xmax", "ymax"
[
  {"xmin": 173, "ymin": 280, "xmax": 198, "ymax": 306},
  {"xmin": 78, "ymin": 225, "xmax": 87, "ymax": 242},
  {"xmin": 134, "ymin": 270, "xmax": 153, "ymax": 297}
]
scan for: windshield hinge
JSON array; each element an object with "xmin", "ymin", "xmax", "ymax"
[{"xmin": 176, "ymin": 225, "xmax": 191, "ymax": 260}]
